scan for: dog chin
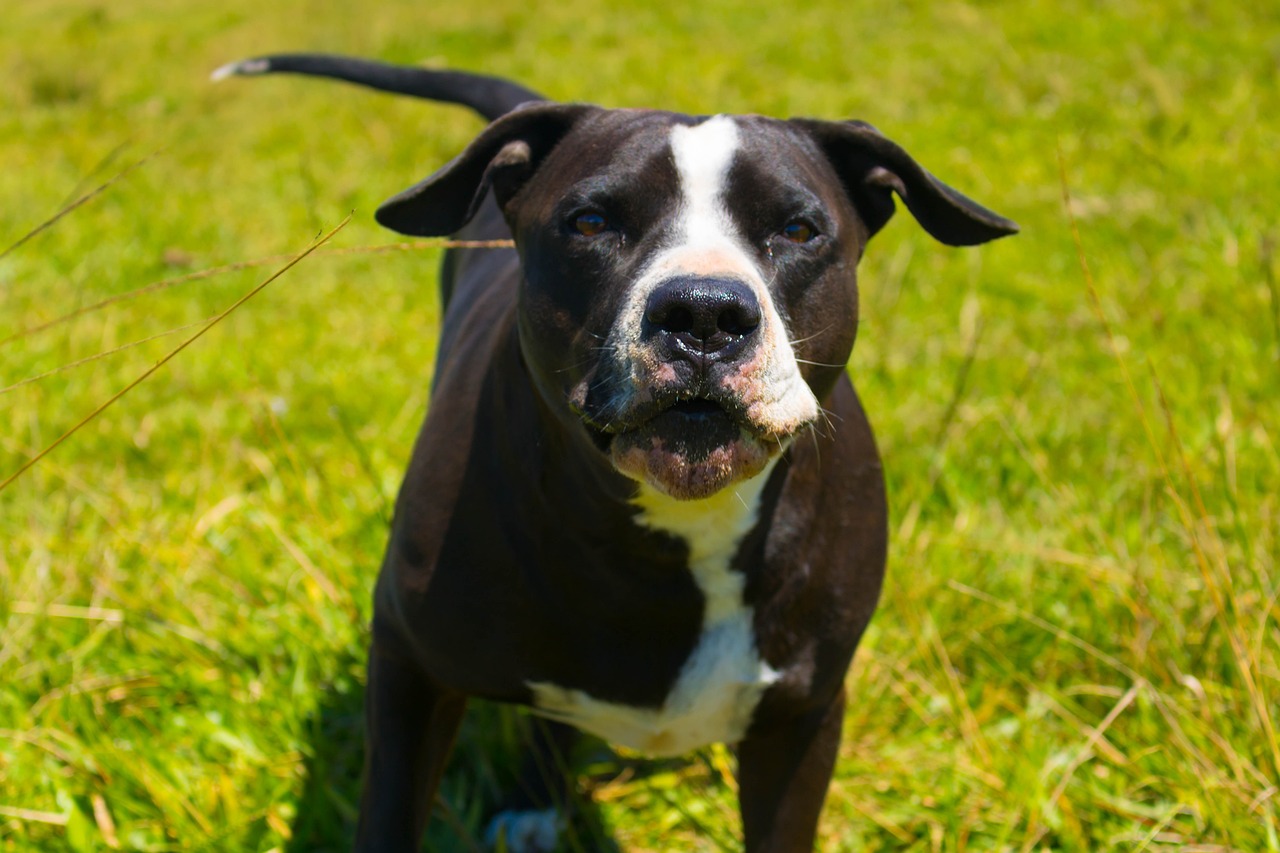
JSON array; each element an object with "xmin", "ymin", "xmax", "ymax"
[{"xmin": 607, "ymin": 407, "xmax": 775, "ymax": 500}]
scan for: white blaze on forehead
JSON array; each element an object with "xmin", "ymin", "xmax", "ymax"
[{"xmin": 670, "ymin": 116, "xmax": 741, "ymax": 248}]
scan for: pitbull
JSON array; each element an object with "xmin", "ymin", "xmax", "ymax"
[{"xmin": 214, "ymin": 53, "xmax": 1017, "ymax": 852}]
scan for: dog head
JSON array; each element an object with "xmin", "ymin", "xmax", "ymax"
[{"xmin": 377, "ymin": 103, "xmax": 1016, "ymax": 500}]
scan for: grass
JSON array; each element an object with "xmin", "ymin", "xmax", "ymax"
[{"xmin": 1, "ymin": 0, "xmax": 1277, "ymax": 849}]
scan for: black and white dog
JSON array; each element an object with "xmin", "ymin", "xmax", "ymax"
[{"xmin": 215, "ymin": 53, "xmax": 1016, "ymax": 852}]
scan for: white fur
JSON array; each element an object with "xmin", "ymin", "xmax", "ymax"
[
  {"xmin": 671, "ymin": 116, "xmax": 742, "ymax": 251},
  {"xmin": 209, "ymin": 58, "xmax": 269, "ymax": 81},
  {"xmin": 528, "ymin": 462, "xmax": 779, "ymax": 756},
  {"xmin": 605, "ymin": 116, "xmax": 818, "ymax": 435}
]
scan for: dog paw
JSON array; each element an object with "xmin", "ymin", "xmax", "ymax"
[{"xmin": 484, "ymin": 807, "xmax": 564, "ymax": 852}]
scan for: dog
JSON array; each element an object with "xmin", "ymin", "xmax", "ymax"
[{"xmin": 214, "ymin": 53, "xmax": 1017, "ymax": 852}]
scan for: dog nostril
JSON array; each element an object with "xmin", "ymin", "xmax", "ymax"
[
  {"xmin": 717, "ymin": 302, "xmax": 760, "ymax": 336},
  {"xmin": 647, "ymin": 295, "xmax": 694, "ymax": 333},
  {"xmin": 659, "ymin": 306, "xmax": 694, "ymax": 334}
]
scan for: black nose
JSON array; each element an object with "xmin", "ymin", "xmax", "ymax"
[{"xmin": 644, "ymin": 277, "xmax": 762, "ymax": 363}]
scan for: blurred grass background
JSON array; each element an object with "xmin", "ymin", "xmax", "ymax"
[{"xmin": 2, "ymin": 0, "xmax": 1277, "ymax": 850}]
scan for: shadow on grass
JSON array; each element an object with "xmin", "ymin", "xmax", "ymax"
[{"xmin": 284, "ymin": 651, "xmax": 624, "ymax": 852}]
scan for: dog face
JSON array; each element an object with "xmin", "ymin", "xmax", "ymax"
[
  {"xmin": 376, "ymin": 103, "xmax": 1015, "ymax": 499},
  {"xmin": 511, "ymin": 110, "xmax": 863, "ymax": 501}
]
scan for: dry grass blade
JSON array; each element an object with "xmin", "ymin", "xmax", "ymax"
[
  {"xmin": 1045, "ymin": 681, "xmax": 1142, "ymax": 807},
  {"xmin": 11, "ymin": 602, "xmax": 125, "ymax": 622},
  {"xmin": 0, "ymin": 805, "xmax": 69, "ymax": 826},
  {"xmin": 0, "ymin": 315, "xmax": 214, "ymax": 395},
  {"xmin": 0, "ymin": 215, "xmax": 352, "ymax": 494},
  {"xmin": 948, "ymin": 580, "xmax": 1141, "ymax": 681},
  {"xmin": 1021, "ymin": 679, "xmax": 1144, "ymax": 853},
  {"xmin": 0, "ymin": 151, "xmax": 161, "ymax": 263},
  {"xmin": 0, "ymin": 260, "xmax": 289, "ymax": 348},
  {"xmin": 0, "ymin": 238, "xmax": 514, "ymax": 348}
]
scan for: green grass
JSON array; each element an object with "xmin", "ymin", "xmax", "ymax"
[{"xmin": 2, "ymin": 0, "xmax": 1277, "ymax": 849}]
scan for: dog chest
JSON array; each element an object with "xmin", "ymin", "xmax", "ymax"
[{"xmin": 527, "ymin": 466, "xmax": 778, "ymax": 757}]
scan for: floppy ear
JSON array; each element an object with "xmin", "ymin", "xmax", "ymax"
[
  {"xmin": 791, "ymin": 119, "xmax": 1018, "ymax": 246},
  {"xmin": 376, "ymin": 102, "xmax": 598, "ymax": 236}
]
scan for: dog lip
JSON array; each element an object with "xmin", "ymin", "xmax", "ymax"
[
  {"xmin": 582, "ymin": 391, "xmax": 745, "ymax": 438},
  {"xmin": 666, "ymin": 398, "xmax": 725, "ymax": 418}
]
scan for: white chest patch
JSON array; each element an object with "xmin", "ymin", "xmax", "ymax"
[{"xmin": 527, "ymin": 463, "xmax": 780, "ymax": 757}]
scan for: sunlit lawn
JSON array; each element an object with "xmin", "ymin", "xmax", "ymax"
[{"xmin": 2, "ymin": 0, "xmax": 1277, "ymax": 849}]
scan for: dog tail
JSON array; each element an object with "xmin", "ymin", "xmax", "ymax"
[{"xmin": 211, "ymin": 53, "xmax": 545, "ymax": 121}]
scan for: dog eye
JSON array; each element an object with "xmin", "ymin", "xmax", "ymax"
[
  {"xmin": 572, "ymin": 212, "xmax": 609, "ymax": 237},
  {"xmin": 781, "ymin": 220, "xmax": 817, "ymax": 243}
]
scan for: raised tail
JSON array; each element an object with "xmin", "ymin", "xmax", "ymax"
[{"xmin": 211, "ymin": 53, "xmax": 545, "ymax": 122}]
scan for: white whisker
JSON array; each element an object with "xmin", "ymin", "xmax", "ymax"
[{"xmin": 794, "ymin": 357, "xmax": 849, "ymax": 368}]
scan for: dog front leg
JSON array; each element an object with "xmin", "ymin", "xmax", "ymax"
[
  {"xmin": 355, "ymin": 637, "xmax": 467, "ymax": 852},
  {"xmin": 736, "ymin": 689, "xmax": 846, "ymax": 852}
]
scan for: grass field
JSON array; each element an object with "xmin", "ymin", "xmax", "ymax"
[{"xmin": 2, "ymin": 0, "xmax": 1278, "ymax": 850}]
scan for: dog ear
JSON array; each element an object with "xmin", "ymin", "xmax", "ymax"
[
  {"xmin": 792, "ymin": 119, "xmax": 1018, "ymax": 246},
  {"xmin": 377, "ymin": 102, "xmax": 598, "ymax": 236}
]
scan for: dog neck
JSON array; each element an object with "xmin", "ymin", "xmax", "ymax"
[{"xmin": 629, "ymin": 458, "xmax": 777, "ymax": 618}]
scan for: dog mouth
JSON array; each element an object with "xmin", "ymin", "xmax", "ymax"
[{"xmin": 584, "ymin": 393, "xmax": 776, "ymax": 500}]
